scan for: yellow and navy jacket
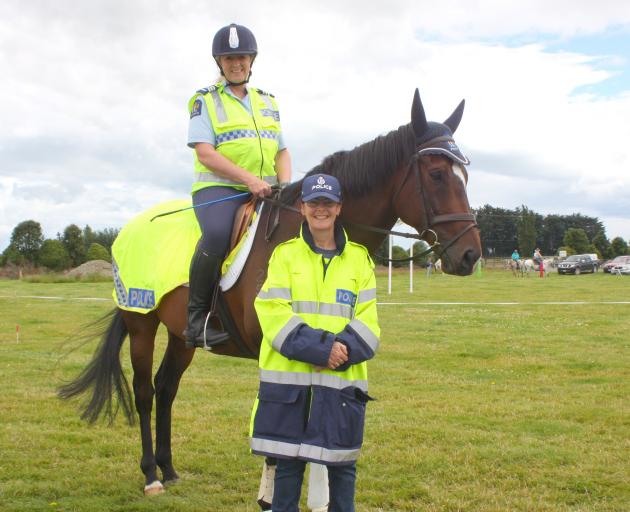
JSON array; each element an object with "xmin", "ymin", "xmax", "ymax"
[
  {"xmin": 188, "ymin": 83, "xmax": 282, "ymax": 193},
  {"xmin": 250, "ymin": 222, "xmax": 380, "ymax": 465}
]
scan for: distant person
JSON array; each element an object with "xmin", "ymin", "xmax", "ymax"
[
  {"xmin": 511, "ymin": 249, "xmax": 520, "ymax": 262},
  {"xmin": 251, "ymin": 173, "xmax": 380, "ymax": 512},
  {"xmin": 534, "ymin": 248, "xmax": 544, "ymax": 277}
]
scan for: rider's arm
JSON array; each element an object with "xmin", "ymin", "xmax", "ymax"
[{"xmin": 275, "ymin": 148, "xmax": 292, "ymax": 184}]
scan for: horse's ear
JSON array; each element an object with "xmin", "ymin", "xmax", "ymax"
[
  {"xmin": 444, "ymin": 99, "xmax": 465, "ymax": 133},
  {"xmin": 411, "ymin": 88, "xmax": 428, "ymax": 138}
]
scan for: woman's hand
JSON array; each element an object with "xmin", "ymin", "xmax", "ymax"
[
  {"xmin": 327, "ymin": 341, "xmax": 348, "ymax": 370},
  {"xmin": 247, "ymin": 176, "xmax": 272, "ymax": 198}
]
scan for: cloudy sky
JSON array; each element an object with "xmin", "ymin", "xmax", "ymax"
[{"xmin": 1, "ymin": 0, "xmax": 630, "ymax": 251}]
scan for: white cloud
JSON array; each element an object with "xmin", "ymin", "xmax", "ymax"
[{"xmin": 1, "ymin": 0, "xmax": 630, "ymax": 251}]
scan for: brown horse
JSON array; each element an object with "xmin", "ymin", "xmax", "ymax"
[{"xmin": 59, "ymin": 89, "xmax": 481, "ymax": 495}]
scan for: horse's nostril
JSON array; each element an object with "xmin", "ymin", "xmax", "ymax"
[{"xmin": 463, "ymin": 249, "xmax": 479, "ymax": 271}]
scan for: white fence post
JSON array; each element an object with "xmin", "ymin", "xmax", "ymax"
[
  {"xmin": 388, "ymin": 234, "xmax": 392, "ymax": 295},
  {"xmin": 409, "ymin": 244, "xmax": 413, "ymax": 293}
]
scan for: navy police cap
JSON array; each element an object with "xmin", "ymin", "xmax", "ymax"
[{"xmin": 301, "ymin": 174, "xmax": 342, "ymax": 203}]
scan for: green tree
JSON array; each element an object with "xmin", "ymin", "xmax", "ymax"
[
  {"xmin": 591, "ymin": 231, "xmax": 610, "ymax": 259},
  {"xmin": 391, "ymin": 245, "xmax": 409, "ymax": 268},
  {"xmin": 83, "ymin": 225, "xmax": 95, "ymax": 251},
  {"xmin": 372, "ymin": 239, "xmax": 411, "ymax": 267},
  {"xmin": 609, "ymin": 237, "xmax": 629, "ymax": 257},
  {"xmin": 412, "ymin": 240, "xmax": 433, "ymax": 267},
  {"xmin": 38, "ymin": 239, "xmax": 72, "ymax": 271},
  {"xmin": 92, "ymin": 227, "xmax": 120, "ymax": 251},
  {"xmin": 62, "ymin": 224, "xmax": 86, "ymax": 267},
  {"xmin": 86, "ymin": 242, "xmax": 111, "ymax": 263},
  {"xmin": 474, "ymin": 204, "xmax": 518, "ymax": 257},
  {"xmin": 1, "ymin": 244, "xmax": 23, "ymax": 266},
  {"xmin": 541, "ymin": 214, "xmax": 566, "ymax": 255},
  {"xmin": 563, "ymin": 228, "xmax": 590, "ymax": 254},
  {"xmin": 516, "ymin": 206, "xmax": 538, "ymax": 258},
  {"xmin": 9, "ymin": 220, "xmax": 44, "ymax": 264},
  {"xmin": 563, "ymin": 213, "xmax": 604, "ymax": 241}
]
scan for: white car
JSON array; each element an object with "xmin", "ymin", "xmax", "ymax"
[{"xmin": 610, "ymin": 263, "xmax": 630, "ymax": 275}]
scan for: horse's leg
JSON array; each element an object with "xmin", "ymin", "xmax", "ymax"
[
  {"xmin": 125, "ymin": 311, "xmax": 162, "ymax": 495},
  {"xmin": 154, "ymin": 330, "xmax": 195, "ymax": 484}
]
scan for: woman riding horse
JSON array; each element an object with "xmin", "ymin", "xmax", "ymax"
[{"xmin": 186, "ymin": 22, "xmax": 292, "ymax": 349}]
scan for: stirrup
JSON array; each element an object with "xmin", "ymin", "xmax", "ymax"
[{"xmin": 201, "ymin": 310, "xmax": 228, "ymax": 349}]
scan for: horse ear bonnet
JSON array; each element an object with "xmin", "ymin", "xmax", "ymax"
[
  {"xmin": 416, "ymin": 122, "xmax": 470, "ymax": 166},
  {"xmin": 412, "ymin": 90, "xmax": 470, "ymax": 165}
]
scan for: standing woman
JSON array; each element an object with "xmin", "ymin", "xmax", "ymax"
[
  {"xmin": 185, "ymin": 23, "xmax": 292, "ymax": 349},
  {"xmin": 534, "ymin": 247, "xmax": 544, "ymax": 277},
  {"xmin": 251, "ymin": 174, "xmax": 380, "ymax": 512}
]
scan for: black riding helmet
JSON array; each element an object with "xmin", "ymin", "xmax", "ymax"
[
  {"xmin": 212, "ymin": 23, "xmax": 258, "ymax": 57},
  {"xmin": 212, "ymin": 23, "xmax": 257, "ymax": 85}
]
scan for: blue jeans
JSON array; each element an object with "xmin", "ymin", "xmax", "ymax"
[{"xmin": 272, "ymin": 459, "xmax": 356, "ymax": 512}]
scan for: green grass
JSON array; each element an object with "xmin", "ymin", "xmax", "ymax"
[
  {"xmin": 0, "ymin": 270, "xmax": 629, "ymax": 511},
  {"xmin": 22, "ymin": 274, "xmax": 112, "ymax": 284}
]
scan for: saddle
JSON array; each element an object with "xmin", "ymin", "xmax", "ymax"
[{"xmin": 229, "ymin": 196, "xmax": 258, "ymax": 252}]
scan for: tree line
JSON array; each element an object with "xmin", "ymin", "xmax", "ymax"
[
  {"xmin": 474, "ymin": 205, "xmax": 628, "ymax": 259},
  {"xmin": 1, "ymin": 220, "xmax": 119, "ymax": 271},
  {"xmin": 2, "ymin": 206, "xmax": 629, "ymax": 272},
  {"xmin": 374, "ymin": 205, "xmax": 629, "ymax": 266}
]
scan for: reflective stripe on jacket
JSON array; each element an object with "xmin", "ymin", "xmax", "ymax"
[
  {"xmin": 188, "ymin": 83, "xmax": 281, "ymax": 193},
  {"xmin": 250, "ymin": 222, "xmax": 380, "ymax": 465}
]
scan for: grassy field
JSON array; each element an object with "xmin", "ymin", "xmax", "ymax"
[{"xmin": 0, "ymin": 269, "xmax": 628, "ymax": 511}]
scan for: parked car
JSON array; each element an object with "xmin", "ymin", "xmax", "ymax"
[
  {"xmin": 610, "ymin": 262, "xmax": 630, "ymax": 275},
  {"xmin": 557, "ymin": 254, "xmax": 598, "ymax": 275},
  {"xmin": 602, "ymin": 255, "xmax": 630, "ymax": 273},
  {"xmin": 586, "ymin": 254, "xmax": 601, "ymax": 270}
]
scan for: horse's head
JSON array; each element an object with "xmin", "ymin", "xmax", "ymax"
[{"xmin": 394, "ymin": 89, "xmax": 481, "ymax": 276}]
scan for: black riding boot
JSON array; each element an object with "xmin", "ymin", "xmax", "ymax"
[{"xmin": 184, "ymin": 248, "xmax": 230, "ymax": 349}]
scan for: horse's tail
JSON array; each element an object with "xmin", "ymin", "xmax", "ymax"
[{"xmin": 58, "ymin": 308, "xmax": 135, "ymax": 425}]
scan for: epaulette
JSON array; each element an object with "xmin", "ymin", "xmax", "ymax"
[
  {"xmin": 256, "ymin": 88, "xmax": 275, "ymax": 98},
  {"xmin": 196, "ymin": 85, "xmax": 218, "ymax": 95}
]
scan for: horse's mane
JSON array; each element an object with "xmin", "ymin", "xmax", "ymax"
[{"xmin": 281, "ymin": 123, "xmax": 416, "ymax": 205}]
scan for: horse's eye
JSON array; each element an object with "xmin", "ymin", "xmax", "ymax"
[{"xmin": 429, "ymin": 169, "xmax": 442, "ymax": 181}]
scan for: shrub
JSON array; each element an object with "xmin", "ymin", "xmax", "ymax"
[{"xmin": 86, "ymin": 243, "xmax": 111, "ymax": 263}]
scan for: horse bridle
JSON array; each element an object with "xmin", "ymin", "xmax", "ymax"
[{"xmin": 391, "ymin": 138, "xmax": 478, "ymax": 263}]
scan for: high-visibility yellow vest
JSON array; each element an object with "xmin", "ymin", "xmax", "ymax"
[
  {"xmin": 250, "ymin": 224, "xmax": 380, "ymax": 464},
  {"xmin": 188, "ymin": 83, "xmax": 281, "ymax": 193}
]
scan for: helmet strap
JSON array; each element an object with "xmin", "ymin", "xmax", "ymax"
[{"xmin": 226, "ymin": 73, "xmax": 251, "ymax": 86}]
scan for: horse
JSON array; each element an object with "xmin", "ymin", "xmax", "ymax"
[
  {"xmin": 522, "ymin": 258, "xmax": 534, "ymax": 276},
  {"xmin": 509, "ymin": 259, "xmax": 524, "ymax": 277},
  {"xmin": 58, "ymin": 88, "xmax": 482, "ymax": 499},
  {"xmin": 532, "ymin": 257, "xmax": 554, "ymax": 277}
]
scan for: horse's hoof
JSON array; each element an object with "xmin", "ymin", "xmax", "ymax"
[
  {"xmin": 163, "ymin": 476, "xmax": 179, "ymax": 486},
  {"xmin": 144, "ymin": 480, "xmax": 165, "ymax": 496}
]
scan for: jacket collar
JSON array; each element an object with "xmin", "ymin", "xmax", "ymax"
[{"xmin": 300, "ymin": 221, "xmax": 347, "ymax": 255}]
